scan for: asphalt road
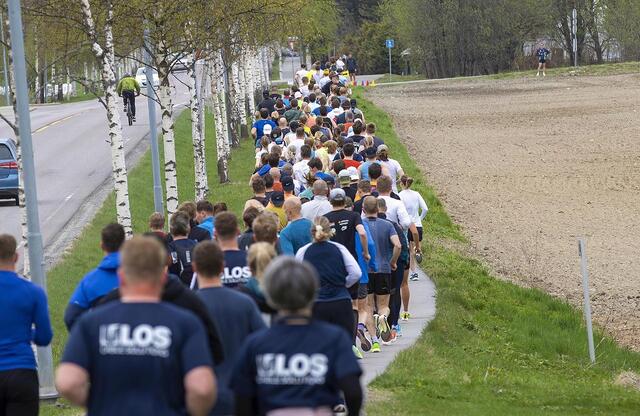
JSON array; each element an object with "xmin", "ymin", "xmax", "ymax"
[{"xmin": 0, "ymin": 71, "xmax": 191, "ymax": 257}]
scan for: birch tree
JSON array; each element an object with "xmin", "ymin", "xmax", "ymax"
[
  {"xmin": 79, "ymin": 0, "xmax": 132, "ymax": 236},
  {"xmin": 186, "ymin": 49, "xmax": 207, "ymax": 199},
  {"xmin": 209, "ymin": 51, "xmax": 229, "ymax": 183}
]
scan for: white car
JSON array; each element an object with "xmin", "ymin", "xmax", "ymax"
[{"xmin": 135, "ymin": 67, "xmax": 159, "ymax": 89}]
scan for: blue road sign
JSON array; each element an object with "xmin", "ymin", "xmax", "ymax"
[{"xmin": 386, "ymin": 39, "xmax": 394, "ymax": 49}]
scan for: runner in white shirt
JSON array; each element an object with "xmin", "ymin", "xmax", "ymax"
[
  {"xmin": 293, "ymin": 145, "xmax": 312, "ymax": 187},
  {"xmin": 295, "ymin": 63, "xmax": 308, "ymax": 86},
  {"xmin": 374, "ymin": 176, "xmax": 412, "ymax": 230},
  {"xmin": 399, "ymin": 175, "xmax": 428, "ymax": 285},
  {"xmin": 376, "ymin": 145, "xmax": 404, "ymax": 193}
]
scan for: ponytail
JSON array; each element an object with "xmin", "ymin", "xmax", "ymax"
[
  {"xmin": 401, "ymin": 175, "xmax": 413, "ymax": 189},
  {"xmin": 312, "ymin": 217, "xmax": 334, "ymax": 242}
]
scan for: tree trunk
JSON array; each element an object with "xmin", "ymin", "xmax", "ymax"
[
  {"xmin": 244, "ymin": 50, "xmax": 256, "ymax": 123},
  {"xmin": 197, "ymin": 58, "xmax": 209, "ymax": 195},
  {"xmin": 80, "ymin": 0, "xmax": 132, "ymax": 236},
  {"xmin": 211, "ymin": 53, "xmax": 229, "ymax": 183},
  {"xmin": 187, "ymin": 55, "xmax": 206, "ymax": 200},
  {"xmin": 156, "ymin": 43, "xmax": 179, "ymax": 214},
  {"xmin": 232, "ymin": 61, "xmax": 247, "ymax": 137},
  {"xmin": 226, "ymin": 59, "xmax": 240, "ymax": 147}
]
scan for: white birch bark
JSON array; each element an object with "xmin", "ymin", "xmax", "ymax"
[
  {"xmin": 80, "ymin": 0, "xmax": 132, "ymax": 236},
  {"xmin": 245, "ymin": 50, "xmax": 256, "ymax": 123},
  {"xmin": 198, "ymin": 58, "xmax": 209, "ymax": 194},
  {"xmin": 187, "ymin": 54, "xmax": 206, "ymax": 200},
  {"xmin": 210, "ymin": 53, "xmax": 228, "ymax": 183},
  {"xmin": 215, "ymin": 52, "xmax": 230, "ymax": 160},
  {"xmin": 156, "ymin": 41, "xmax": 179, "ymax": 214},
  {"xmin": 228, "ymin": 61, "xmax": 241, "ymax": 147},
  {"xmin": 234, "ymin": 60, "xmax": 247, "ymax": 131}
]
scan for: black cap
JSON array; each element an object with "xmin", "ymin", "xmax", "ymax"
[
  {"xmin": 281, "ymin": 176, "xmax": 294, "ymax": 192},
  {"xmin": 325, "ymin": 176, "xmax": 335, "ymax": 185},
  {"xmin": 365, "ymin": 147, "xmax": 377, "ymax": 158},
  {"xmin": 270, "ymin": 191, "xmax": 285, "ymax": 207},
  {"xmin": 350, "ymin": 98, "xmax": 357, "ymax": 107},
  {"xmin": 289, "ymin": 121, "xmax": 300, "ymax": 130}
]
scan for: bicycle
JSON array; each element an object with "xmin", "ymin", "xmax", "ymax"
[{"xmin": 124, "ymin": 97, "xmax": 134, "ymax": 126}]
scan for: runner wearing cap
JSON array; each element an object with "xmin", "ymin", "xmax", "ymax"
[
  {"xmin": 359, "ymin": 147, "xmax": 379, "ymax": 181},
  {"xmin": 231, "ymin": 257, "xmax": 363, "ymax": 416},
  {"xmin": 280, "ymin": 197, "xmax": 313, "ymax": 255},
  {"xmin": 251, "ymin": 108, "xmax": 276, "ymax": 147},
  {"xmin": 338, "ymin": 170, "xmax": 357, "ymax": 201},
  {"xmin": 265, "ymin": 191, "xmax": 287, "ymax": 230},
  {"xmin": 281, "ymin": 175, "xmax": 296, "ymax": 199}
]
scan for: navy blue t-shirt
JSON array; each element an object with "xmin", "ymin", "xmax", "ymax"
[
  {"xmin": 197, "ymin": 287, "xmax": 266, "ymax": 415},
  {"xmin": 222, "ymin": 249, "xmax": 251, "ymax": 287},
  {"xmin": 61, "ymin": 301, "xmax": 212, "ymax": 415},
  {"xmin": 231, "ymin": 319, "xmax": 362, "ymax": 414},
  {"xmin": 167, "ymin": 238, "xmax": 197, "ymax": 286}
]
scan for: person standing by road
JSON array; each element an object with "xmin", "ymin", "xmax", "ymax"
[
  {"xmin": 231, "ymin": 257, "xmax": 363, "ymax": 416},
  {"xmin": 0, "ymin": 234, "xmax": 53, "ymax": 416},
  {"xmin": 64, "ymin": 223, "xmax": 125, "ymax": 330},
  {"xmin": 56, "ymin": 236, "xmax": 216, "ymax": 416},
  {"xmin": 116, "ymin": 73, "xmax": 140, "ymax": 121},
  {"xmin": 194, "ymin": 240, "xmax": 266, "ymax": 416},
  {"xmin": 536, "ymin": 43, "xmax": 550, "ymax": 77},
  {"xmin": 346, "ymin": 53, "xmax": 358, "ymax": 85}
]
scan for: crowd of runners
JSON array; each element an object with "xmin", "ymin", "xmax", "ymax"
[{"xmin": 0, "ymin": 58, "xmax": 429, "ymax": 416}]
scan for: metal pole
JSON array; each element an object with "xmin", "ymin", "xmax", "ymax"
[
  {"xmin": 0, "ymin": 12, "xmax": 10, "ymax": 106},
  {"xmin": 578, "ymin": 238, "xmax": 596, "ymax": 364},
  {"xmin": 388, "ymin": 47, "xmax": 392, "ymax": 82},
  {"xmin": 7, "ymin": 0, "xmax": 56, "ymax": 399},
  {"xmin": 143, "ymin": 27, "xmax": 163, "ymax": 214}
]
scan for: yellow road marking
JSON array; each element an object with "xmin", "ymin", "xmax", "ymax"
[{"xmin": 33, "ymin": 112, "xmax": 82, "ymax": 134}]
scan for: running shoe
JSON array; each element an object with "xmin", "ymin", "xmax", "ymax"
[
  {"xmin": 371, "ymin": 341, "xmax": 381, "ymax": 353},
  {"xmin": 357, "ymin": 326, "xmax": 372, "ymax": 352},
  {"xmin": 373, "ymin": 314, "xmax": 380, "ymax": 338},
  {"xmin": 410, "ymin": 272, "xmax": 419, "ymax": 281},
  {"xmin": 395, "ymin": 323, "xmax": 403, "ymax": 338},
  {"xmin": 333, "ymin": 404, "xmax": 347, "ymax": 413},
  {"xmin": 401, "ymin": 311, "xmax": 411, "ymax": 321},
  {"xmin": 383, "ymin": 328, "xmax": 397, "ymax": 345},
  {"xmin": 377, "ymin": 315, "xmax": 392, "ymax": 342},
  {"xmin": 352, "ymin": 344, "xmax": 363, "ymax": 360}
]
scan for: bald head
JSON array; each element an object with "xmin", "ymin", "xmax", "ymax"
[
  {"xmin": 312, "ymin": 179, "xmax": 328, "ymax": 197},
  {"xmin": 283, "ymin": 197, "xmax": 302, "ymax": 221},
  {"xmin": 269, "ymin": 167, "xmax": 281, "ymax": 182}
]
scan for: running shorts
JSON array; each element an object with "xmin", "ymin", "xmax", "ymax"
[
  {"xmin": 408, "ymin": 227, "xmax": 423, "ymax": 242},
  {"xmin": 368, "ymin": 273, "xmax": 391, "ymax": 295},
  {"xmin": 348, "ymin": 282, "xmax": 360, "ymax": 300},
  {"xmin": 357, "ymin": 283, "xmax": 368, "ymax": 300}
]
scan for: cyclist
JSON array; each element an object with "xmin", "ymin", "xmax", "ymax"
[{"xmin": 116, "ymin": 73, "xmax": 141, "ymax": 121}]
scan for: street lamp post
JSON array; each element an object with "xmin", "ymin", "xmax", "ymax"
[
  {"xmin": 143, "ymin": 27, "xmax": 163, "ymax": 214},
  {"xmin": 6, "ymin": 0, "xmax": 57, "ymax": 398}
]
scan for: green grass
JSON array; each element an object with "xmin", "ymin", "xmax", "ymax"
[
  {"xmin": 42, "ymin": 110, "xmax": 255, "ymax": 415},
  {"xmin": 355, "ymin": 88, "xmax": 640, "ymax": 415}
]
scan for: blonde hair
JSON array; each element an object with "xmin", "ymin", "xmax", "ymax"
[
  {"xmin": 248, "ymin": 242, "xmax": 277, "ymax": 280},
  {"xmin": 312, "ymin": 216, "xmax": 334, "ymax": 242}
]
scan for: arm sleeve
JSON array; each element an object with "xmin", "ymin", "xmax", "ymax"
[
  {"xmin": 295, "ymin": 244, "xmax": 310, "ymax": 262},
  {"xmin": 337, "ymin": 374, "xmax": 363, "ymax": 416},
  {"xmin": 64, "ymin": 303, "xmax": 86, "ymax": 332},
  {"xmin": 61, "ymin": 318, "xmax": 91, "ymax": 369},
  {"xmin": 279, "ymin": 229, "xmax": 295, "ymax": 256},
  {"xmin": 333, "ymin": 242, "xmax": 361, "ymax": 287},
  {"xmin": 32, "ymin": 286, "xmax": 53, "ymax": 346},
  {"xmin": 134, "ymin": 79, "xmax": 141, "ymax": 93},
  {"xmin": 418, "ymin": 194, "xmax": 428, "ymax": 221},
  {"xmin": 180, "ymin": 316, "xmax": 214, "ymax": 374}
]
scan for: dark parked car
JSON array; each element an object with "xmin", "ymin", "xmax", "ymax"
[{"xmin": 0, "ymin": 138, "xmax": 18, "ymax": 205}]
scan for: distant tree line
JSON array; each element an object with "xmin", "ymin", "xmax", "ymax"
[{"xmin": 329, "ymin": 0, "xmax": 640, "ymax": 78}]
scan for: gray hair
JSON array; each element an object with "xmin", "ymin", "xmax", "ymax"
[
  {"xmin": 312, "ymin": 179, "xmax": 328, "ymax": 196},
  {"xmin": 263, "ymin": 257, "xmax": 318, "ymax": 312}
]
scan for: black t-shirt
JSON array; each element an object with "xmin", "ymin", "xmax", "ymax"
[
  {"xmin": 324, "ymin": 209, "xmax": 362, "ymax": 258},
  {"xmin": 222, "ymin": 250, "xmax": 251, "ymax": 287},
  {"xmin": 353, "ymin": 192, "xmax": 378, "ymax": 215},
  {"xmin": 62, "ymin": 302, "xmax": 212, "ymax": 415},
  {"xmin": 231, "ymin": 318, "xmax": 361, "ymax": 414},
  {"xmin": 257, "ymin": 98, "xmax": 276, "ymax": 114},
  {"xmin": 342, "ymin": 185, "xmax": 357, "ymax": 202},
  {"xmin": 166, "ymin": 238, "xmax": 197, "ymax": 286}
]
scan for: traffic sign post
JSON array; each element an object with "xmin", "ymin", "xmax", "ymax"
[{"xmin": 386, "ymin": 38, "xmax": 394, "ymax": 82}]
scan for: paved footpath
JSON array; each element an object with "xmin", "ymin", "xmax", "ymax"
[{"xmin": 360, "ymin": 268, "xmax": 437, "ymax": 386}]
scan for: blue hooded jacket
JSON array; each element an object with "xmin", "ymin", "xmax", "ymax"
[{"xmin": 64, "ymin": 252, "xmax": 120, "ymax": 330}]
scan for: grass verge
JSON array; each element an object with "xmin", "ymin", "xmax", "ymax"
[
  {"xmin": 41, "ymin": 111, "xmax": 255, "ymax": 415},
  {"xmin": 354, "ymin": 88, "xmax": 640, "ymax": 415},
  {"xmin": 376, "ymin": 73, "xmax": 427, "ymax": 84}
]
